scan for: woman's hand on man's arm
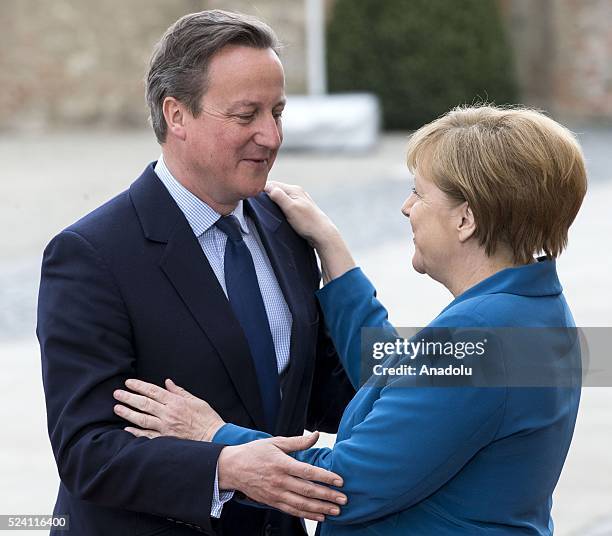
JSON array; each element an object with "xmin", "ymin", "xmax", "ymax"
[
  {"xmin": 113, "ymin": 378, "xmax": 225, "ymax": 441},
  {"xmin": 264, "ymin": 181, "xmax": 357, "ymax": 284}
]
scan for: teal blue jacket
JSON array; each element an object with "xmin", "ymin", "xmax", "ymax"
[{"xmin": 214, "ymin": 260, "xmax": 580, "ymax": 535}]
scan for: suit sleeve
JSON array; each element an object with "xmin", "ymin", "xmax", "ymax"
[
  {"xmin": 213, "ymin": 268, "xmax": 507, "ymax": 525},
  {"xmin": 37, "ymin": 230, "xmax": 224, "ymax": 534}
]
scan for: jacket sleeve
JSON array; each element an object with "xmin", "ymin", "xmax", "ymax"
[
  {"xmin": 37, "ymin": 230, "xmax": 224, "ymax": 534},
  {"xmin": 316, "ymin": 267, "xmax": 399, "ymax": 388}
]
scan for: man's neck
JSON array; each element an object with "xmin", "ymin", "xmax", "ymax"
[{"xmin": 160, "ymin": 151, "xmax": 238, "ymax": 215}]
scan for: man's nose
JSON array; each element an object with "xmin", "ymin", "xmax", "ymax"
[{"xmin": 254, "ymin": 114, "xmax": 282, "ymax": 150}]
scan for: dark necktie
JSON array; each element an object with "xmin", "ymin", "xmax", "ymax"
[{"xmin": 215, "ymin": 215, "xmax": 281, "ymax": 432}]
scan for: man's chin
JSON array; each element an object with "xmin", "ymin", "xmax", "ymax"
[{"xmin": 239, "ymin": 178, "xmax": 269, "ymax": 200}]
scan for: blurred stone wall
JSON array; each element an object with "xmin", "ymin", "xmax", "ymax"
[
  {"xmin": 2, "ymin": 0, "xmax": 611, "ymax": 131},
  {"xmin": 500, "ymin": 0, "xmax": 612, "ymax": 121},
  {"xmin": 0, "ymin": 0, "xmax": 308, "ymax": 132}
]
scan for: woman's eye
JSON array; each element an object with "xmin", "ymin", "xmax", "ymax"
[{"xmin": 411, "ymin": 187, "xmax": 421, "ymax": 197}]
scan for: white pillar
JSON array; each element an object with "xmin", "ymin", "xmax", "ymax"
[{"xmin": 306, "ymin": 0, "xmax": 327, "ymax": 95}]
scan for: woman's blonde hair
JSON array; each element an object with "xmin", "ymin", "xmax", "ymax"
[{"xmin": 406, "ymin": 105, "xmax": 587, "ymax": 264}]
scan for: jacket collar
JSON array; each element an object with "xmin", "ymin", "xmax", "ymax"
[
  {"xmin": 442, "ymin": 257, "xmax": 562, "ymax": 314},
  {"xmin": 129, "ymin": 162, "xmax": 181, "ymax": 243}
]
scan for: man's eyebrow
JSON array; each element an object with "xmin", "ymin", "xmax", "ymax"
[
  {"xmin": 226, "ymin": 99, "xmax": 287, "ymax": 112},
  {"xmin": 226, "ymin": 101, "xmax": 257, "ymax": 112}
]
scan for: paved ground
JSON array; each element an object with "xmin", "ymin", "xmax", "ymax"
[{"xmin": 1, "ymin": 127, "xmax": 611, "ymax": 534}]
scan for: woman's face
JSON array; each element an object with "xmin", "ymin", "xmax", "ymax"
[{"xmin": 401, "ymin": 169, "xmax": 464, "ymax": 278}]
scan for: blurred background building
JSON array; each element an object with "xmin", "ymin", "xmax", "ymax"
[
  {"xmin": 2, "ymin": 0, "xmax": 612, "ymax": 132},
  {"xmin": 500, "ymin": 0, "xmax": 612, "ymax": 123}
]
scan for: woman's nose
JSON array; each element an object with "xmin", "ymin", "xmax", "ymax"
[{"xmin": 401, "ymin": 195, "xmax": 414, "ymax": 218}]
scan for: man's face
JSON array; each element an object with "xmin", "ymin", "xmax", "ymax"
[{"xmin": 181, "ymin": 45, "xmax": 285, "ymax": 207}]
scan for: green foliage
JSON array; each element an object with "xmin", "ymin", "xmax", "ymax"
[{"xmin": 327, "ymin": 0, "xmax": 518, "ymax": 129}]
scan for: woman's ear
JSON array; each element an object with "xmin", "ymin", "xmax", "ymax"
[{"xmin": 457, "ymin": 202, "xmax": 477, "ymax": 243}]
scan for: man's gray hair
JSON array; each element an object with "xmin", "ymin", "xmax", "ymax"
[{"xmin": 145, "ymin": 10, "xmax": 280, "ymax": 143}]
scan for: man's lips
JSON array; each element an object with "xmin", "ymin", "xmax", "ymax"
[{"xmin": 242, "ymin": 158, "xmax": 270, "ymax": 166}]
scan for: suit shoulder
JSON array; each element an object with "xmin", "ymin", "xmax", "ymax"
[
  {"xmin": 47, "ymin": 188, "xmax": 140, "ymax": 257},
  {"xmin": 65, "ymin": 188, "xmax": 136, "ymax": 238}
]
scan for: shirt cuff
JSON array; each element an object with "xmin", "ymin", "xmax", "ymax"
[{"xmin": 210, "ymin": 461, "xmax": 234, "ymax": 518}]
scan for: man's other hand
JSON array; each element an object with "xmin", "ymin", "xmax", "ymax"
[{"xmin": 218, "ymin": 432, "xmax": 347, "ymax": 522}]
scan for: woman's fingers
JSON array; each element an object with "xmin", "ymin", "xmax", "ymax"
[
  {"xmin": 265, "ymin": 180, "xmax": 296, "ymax": 195},
  {"xmin": 114, "ymin": 378, "xmax": 224, "ymax": 441},
  {"xmin": 113, "ymin": 389, "xmax": 166, "ymax": 416},
  {"xmin": 164, "ymin": 378, "xmax": 193, "ymax": 399},
  {"xmin": 124, "ymin": 378, "xmax": 172, "ymax": 404},
  {"xmin": 265, "ymin": 183, "xmax": 295, "ymax": 211},
  {"xmin": 114, "ymin": 403, "xmax": 162, "ymax": 431},
  {"xmin": 266, "ymin": 181, "xmax": 309, "ymax": 201}
]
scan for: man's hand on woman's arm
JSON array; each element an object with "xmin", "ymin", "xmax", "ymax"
[
  {"xmin": 218, "ymin": 434, "xmax": 346, "ymax": 522},
  {"xmin": 113, "ymin": 378, "xmax": 347, "ymax": 522}
]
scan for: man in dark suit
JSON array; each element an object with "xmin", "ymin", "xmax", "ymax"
[{"xmin": 37, "ymin": 10, "xmax": 354, "ymax": 536}]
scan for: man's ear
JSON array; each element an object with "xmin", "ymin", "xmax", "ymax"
[
  {"xmin": 457, "ymin": 201, "xmax": 477, "ymax": 243},
  {"xmin": 162, "ymin": 97, "xmax": 188, "ymax": 141}
]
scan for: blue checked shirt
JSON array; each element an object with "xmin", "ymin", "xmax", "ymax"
[{"xmin": 155, "ymin": 155, "xmax": 293, "ymax": 517}]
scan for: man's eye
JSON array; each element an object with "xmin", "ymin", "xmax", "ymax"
[
  {"xmin": 237, "ymin": 114, "xmax": 255, "ymax": 122},
  {"xmin": 273, "ymin": 111, "xmax": 283, "ymax": 120}
]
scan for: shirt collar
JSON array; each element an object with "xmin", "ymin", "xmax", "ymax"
[{"xmin": 154, "ymin": 154, "xmax": 249, "ymax": 237}]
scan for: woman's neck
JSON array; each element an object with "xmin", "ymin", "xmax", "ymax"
[{"xmin": 442, "ymin": 248, "xmax": 521, "ymax": 298}]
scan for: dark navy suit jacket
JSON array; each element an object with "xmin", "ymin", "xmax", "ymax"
[{"xmin": 37, "ymin": 164, "xmax": 354, "ymax": 536}]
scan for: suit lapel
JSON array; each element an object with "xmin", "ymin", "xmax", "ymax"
[{"xmin": 130, "ymin": 165, "xmax": 267, "ymax": 431}]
